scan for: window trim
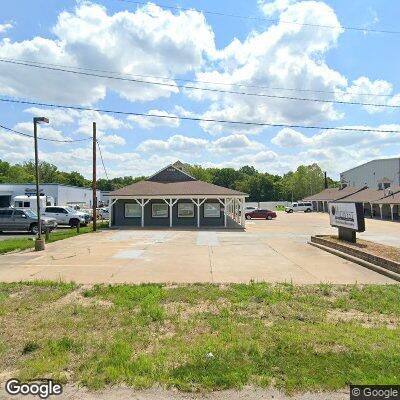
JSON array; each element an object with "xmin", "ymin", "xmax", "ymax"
[
  {"xmin": 203, "ymin": 202, "xmax": 221, "ymax": 218},
  {"xmin": 177, "ymin": 202, "xmax": 195, "ymax": 218},
  {"xmin": 152, "ymin": 203, "xmax": 168, "ymax": 218},
  {"xmin": 125, "ymin": 203, "xmax": 141, "ymax": 218}
]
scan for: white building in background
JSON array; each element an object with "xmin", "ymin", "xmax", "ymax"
[
  {"xmin": 340, "ymin": 158, "xmax": 400, "ymax": 189},
  {"xmin": 0, "ymin": 183, "xmax": 102, "ymax": 208}
]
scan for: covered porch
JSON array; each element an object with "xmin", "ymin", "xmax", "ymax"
[{"xmin": 108, "ymin": 195, "xmax": 247, "ymax": 229}]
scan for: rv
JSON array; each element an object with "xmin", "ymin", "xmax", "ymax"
[{"xmin": 13, "ymin": 195, "xmax": 55, "ymax": 213}]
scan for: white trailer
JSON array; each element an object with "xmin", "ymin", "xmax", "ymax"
[{"xmin": 13, "ymin": 195, "xmax": 54, "ymax": 213}]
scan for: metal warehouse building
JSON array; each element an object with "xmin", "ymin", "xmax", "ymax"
[
  {"xmin": 0, "ymin": 183, "xmax": 102, "ymax": 208},
  {"xmin": 340, "ymin": 157, "xmax": 400, "ymax": 189}
]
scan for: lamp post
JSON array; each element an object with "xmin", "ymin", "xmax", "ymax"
[{"xmin": 33, "ymin": 116, "xmax": 49, "ymax": 251}]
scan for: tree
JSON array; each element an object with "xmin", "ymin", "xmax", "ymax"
[
  {"xmin": 212, "ymin": 168, "xmax": 239, "ymax": 189},
  {"xmin": 186, "ymin": 165, "xmax": 215, "ymax": 183},
  {"xmin": 239, "ymin": 165, "xmax": 258, "ymax": 176},
  {"xmin": 65, "ymin": 171, "xmax": 88, "ymax": 187}
]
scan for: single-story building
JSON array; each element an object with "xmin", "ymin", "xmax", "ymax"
[
  {"xmin": 108, "ymin": 163, "xmax": 248, "ymax": 228},
  {"xmin": 337, "ymin": 187, "xmax": 400, "ymax": 220},
  {"xmin": 304, "ymin": 185, "xmax": 400, "ymax": 221},
  {"xmin": 303, "ymin": 186, "xmax": 367, "ymax": 212}
]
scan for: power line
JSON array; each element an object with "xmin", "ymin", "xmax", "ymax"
[
  {"xmin": 1, "ymin": 59, "xmax": 399, "ymax": 109},
  {"xmin": 0, "ymin": 123, "xmax": 92, "ymax": 143},
  {"xmin": 96, "ymin": 140, "xmax": 109, "ymax": 179},
  {"xmin": 0, "ymin": 56, "xmax": 395, "ymax": 98},
  {"xmin": 111, "ymin": 0, "xmax": 400, "ymax": 35},
  {"xmin": 1, "ymin": 97, "xmax": 400, "ymax": 134},
  {"xmin": 2, "ymin": 121, "xmax": 110, "ymax": 179}
]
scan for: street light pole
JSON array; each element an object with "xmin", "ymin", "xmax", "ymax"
[{"xmin": 33, "ymin": 117, "xmax": 49, "ymax": 251}]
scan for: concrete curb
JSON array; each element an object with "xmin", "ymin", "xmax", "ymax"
[{"xmin": 309, "ymin": 241, "xmax": 400, "ymax": 282}]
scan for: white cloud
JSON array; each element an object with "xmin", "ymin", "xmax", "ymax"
[
  {"xmin": 23, "ymin": 107, "xmax": 129, "ymax": 138},
  {"xmin": 0, "ymin": 3, "xmax": 215, "ymax": 104},
  {"xmin": 211, "ymin": 134, "xmax": 265, "ymax": 154},
  {"xmin": 259, "ymin": 0, "xmax": 297, "ymax": 16},
  {"xmin": 272, "ymin": 124, "xmax": 400, "ymax": 149},
  {"xmin": 341, "ymin": 77, "xmax": 400, "ymax": 113},
  {"xmin": 100, "ymin": 134, "xmax": 126, "ymax": 147},
  {"xmin": 191, "ymin": 0, "xmax": 347, "ymax": 135},
  {"xmin": 270, "ymin": 124, "xmax": 400, "ymax": 177},
  {"xmin": 24, "ymin": 107, "xmax": 79, "ymax": 126},
  {"xmin": 14, "ymin": 122, "xmax": 72, "ymax": 143},
  {"xmin": 136, "ymin": 134, "xmax": 208, "ymax": 154},
  {"xmin": 127, "ymin": 110, "xmax": 180, "ymax": 129},
  {"xmin": 271, "ymin": 127, "xmax": 310, "ymax": 146},
  {"xmin": 0, "ymin": 23, "xmax": 13, "ymax": 34}
]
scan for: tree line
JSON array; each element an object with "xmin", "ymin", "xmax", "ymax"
[{"xmin": 0, "ymin": 159, "xmax": 338, "ymax": 202}]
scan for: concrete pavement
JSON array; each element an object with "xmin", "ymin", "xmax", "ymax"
[{"xmin": 0, "ymin": 212, "xmax": 396, "ymax": 284}]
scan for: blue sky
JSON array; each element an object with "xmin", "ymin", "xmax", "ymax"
[{"xmin": 0, "ymin": 0, "xmax": 399, "ymax": 179}]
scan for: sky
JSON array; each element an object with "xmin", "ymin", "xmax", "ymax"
[{"xmin": 0, "ymin": 0, "xmax": 399, "ymax": 180}]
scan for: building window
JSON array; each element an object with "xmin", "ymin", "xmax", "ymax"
[
  {"xmin": 152, "ymin": 203, "xmax": 168, "ymax": 218},
  {"xmin": 125, "ymin": 203, "xmax": 141, "ymax": 218},
  {"xmin": 204, "ymin": 203, "xmax": 220, "ymax": 218},
  {"xmin": 178, "ymin": 203, "xmax": 194, "ymax": 218}
]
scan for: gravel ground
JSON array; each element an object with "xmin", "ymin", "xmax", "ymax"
[{"xmin": 0, "ymin": 385, "xmax": 350, "ymax": 400}]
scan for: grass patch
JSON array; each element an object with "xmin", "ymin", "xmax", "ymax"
[
  {"xmin": 0, "ymin": 222, "xmax": 108, "ymax": 254},
  {"xmin": 0, "ymin": 282, "xmax": 399, "ymax": 392}
]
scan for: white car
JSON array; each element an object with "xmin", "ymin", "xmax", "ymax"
[
  {"xmin": 42, "ymin": 206, "xmax": 87, "ymax": 227},
  {"xmin": 285, "ymin": 202, "xmax": 313, "ymax": 213}
]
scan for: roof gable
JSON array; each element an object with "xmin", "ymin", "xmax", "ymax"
[{"xmin": 147, "ymin": 164, "xmax": 196, "ymax": 183}]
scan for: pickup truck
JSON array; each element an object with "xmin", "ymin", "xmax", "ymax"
[
  {"xmin": 0, "ymin": 208, "xmax": 57, "ymax": 234},
  {"xmin": 42, "ymin": 206, "xmax": 87, "ymax": 227}
]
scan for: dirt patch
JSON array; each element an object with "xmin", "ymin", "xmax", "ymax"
[
  {"xmin": 53, "ymin": 286, "xmax": 113, "ymax": 309},
  {"xmin": 164, "ymin": 299, "xmax": 230, "ymax": 319},
  {"xmin": 327, "ymin": 309, "xmax": 399, "ymax": 329},
  {"xmin": 313, "ymin": 343, "xmax": 348, "ymax": 354}
]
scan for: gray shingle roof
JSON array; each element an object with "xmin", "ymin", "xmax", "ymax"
[
  {"xmin": 303, "ymin": 186, "xmax": 366, "ymax": 201},
  {"xmin": 109, "ymin": 180, "xmax": 247, "ymax": 197},
  {"xmin": 375, "ymin": 187, "xmax": 400, "ymax": 204},
  {"xmin": 336, "ymin": 188, "xmax": 391, "ymax": 203}
]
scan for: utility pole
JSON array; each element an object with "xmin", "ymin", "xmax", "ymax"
[
  {"xmin": 33, "ymin": 117, "xmax": 49, "ymax": 251},
  {"xmin": 324, "ymin": 171, "xmax": 328, "ymax": 189},
  {"xmin": 92, "ymin": 122, "xmax": 97, "ymax": 232}
]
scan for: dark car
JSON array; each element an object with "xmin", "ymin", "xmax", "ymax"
[{"xmin": 245, "ymin": 209, "xmax": 277, "ymax": 220}]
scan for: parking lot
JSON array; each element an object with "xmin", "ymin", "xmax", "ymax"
[{"xmin": 0, "ymin": 212, "xmax": 397, "ymax": 284}]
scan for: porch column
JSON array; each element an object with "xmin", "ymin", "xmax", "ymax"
[
  {"xmin": 135, "ymin": 199, "xmax": 149, "ymax": 228},
  {"xmin": 390, "ymin": 204, "xmax": 394, "ymax": 221},
  {"xmin": 370, "ymin": 203, "xmax": 374, "ymax": 218},
  {"xmin": 191, "ymin": 198, "xmax": 206, "ymax": 228},
  {"xmin": 108, "ymin": 198, "xmax": 118, "ymax": 227},
  {"xmin": 164, "ymin": 198, "xmax": 178, "ymax": 228},
  {"xmin": 379, "ymin": 204, "xmax": 383, "ymax": 219},
  {"xmin": 108, "ymin": 197, "xmax": 113, "ymax": 227},
  {"xmin": 219, "ymin": 198, "xmax": 233, "ymax": 228},
  {"xmin": 240, "ymin": 197, "xmax": 246, "ymax": 226}
]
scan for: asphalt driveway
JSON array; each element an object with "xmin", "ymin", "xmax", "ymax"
[{"xmin": 0, "ymin": 212, "xmax": 396, "ymax": 284}]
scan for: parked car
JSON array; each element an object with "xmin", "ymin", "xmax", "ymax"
[
  {"xmin": 245, "ymin": 209, "xmax": 277, "ymax": 220},
  {"xmin": 285, "ymin": 202, "xmax": 313, "ymax": 213},
  {"xmin": 0, "ymin": 208, "xmax": 57, "ymax": 234},
  {"xmin": 42, "ymin": 206, "xmax": 87, "ymax": 227}
]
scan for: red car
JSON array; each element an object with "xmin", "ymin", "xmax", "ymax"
[{"xmin": 245, "ymin": 209, "xmax": 277, "ymax": 220}]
